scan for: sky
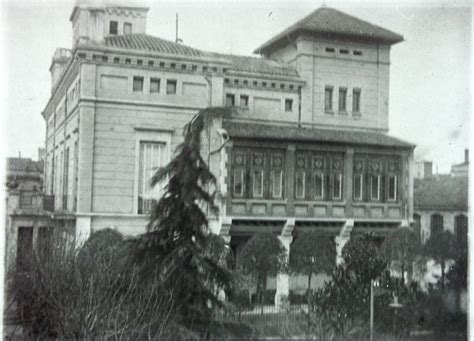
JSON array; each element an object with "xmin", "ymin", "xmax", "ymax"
[{"xmin": 0, "ymin": 0, "xmax": 471, "ymax": 173}]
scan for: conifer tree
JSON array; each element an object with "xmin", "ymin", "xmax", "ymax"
[{"xmin": 135, "ymin": 107, "xmax": 233, "ymax": 335}]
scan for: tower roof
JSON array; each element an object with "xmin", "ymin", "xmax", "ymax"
[{"xmin": 254, "ymin": 7, "xmax": 404, "ymax": 54}]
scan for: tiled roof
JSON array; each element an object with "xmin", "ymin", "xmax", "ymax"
[
  {"xmin": 414, "ymin": 175, "xmax": 468, "ymax": 211},
  {"xmin": 254, "ymin": 7, "xmax": 404, "ymax": 54},
  {"xmin": 97, "ymin": 34, "xmax": 299, "ymax": 78},
  {"xmin": 7, "ymin": 158, "xmax": 43, "ymax": 173},
  {"xmin": 223, "ymin": 120, "xmax": 414, "ymax": 148}
]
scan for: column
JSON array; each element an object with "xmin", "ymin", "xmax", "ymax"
[
  {"xmin": 275, "ymin": 218, "xmax": 294, "ymax": 307},
  {"xmin": 344, "ymin": 147, "xmax": 354, "ymax": 216}
]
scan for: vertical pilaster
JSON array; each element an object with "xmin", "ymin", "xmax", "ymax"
[
  {"xmin": 286, "ymin": 144, "xmax": 296, "ymax": 216},
  {"xmin": 345, "ymin": 147, "xmax": 354, "ymax": 216}
]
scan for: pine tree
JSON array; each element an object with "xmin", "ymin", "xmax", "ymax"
[{"xmin": 134, "ymin": 107, "xmax": 233, "ymax": 335}]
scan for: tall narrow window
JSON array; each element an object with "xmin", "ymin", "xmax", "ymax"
[
  {"xmin": 233, "ymin": 151, "xmax": 245, "ymax": 198},
  {"xmin": 370, "ymin": 174, "xmax": 381, "ymax": 201},
  {"xmin": 430, "ymin": 214, "xmax": 444, "ymax": 236},
  {"xmin": 109, "ymin": 21, "xmax": 118, "ymax": 35},
  {"xmin": 124, "ymin": 22, "xmax": 132, "ymax": 35},
  {"xmin": 271, "ymin": 154, "xmax": 284, "ymax": 199},
  {"xmin": 166, "ymin": 80, "xmax": 177, "ymax": 94},
  {"xmin": 73, "ymin": 141, "xmax": 78, "ymax": 211},
  {"xmin": 314, "ymin": 173, "xmax": 324, "ymax": 199},
  {"xmin": 333, "ymin": 173, "xmax": 342, "ymax": 200},
  {"xmin": 338, "ymin": 87, "xmax": 347, "ymax": 112},
  {"xmin": 150, "ymin": 78, "xmax": 160, "ymax": 93},
  {"xmin": 133, "ymin": 76, "xmax": 144, "ymax": 92},
  {"xmin": 455, "ymin": 215, "xmax": 468, "ymax": 246},
  {"xmin": 62, "ymin": 147, "xmax": 69, "ymax": 210},
  {"xmin": 252, "ymin": 152, "xmax": 265, "ymax": 198},
  {"xmin": 285, "ymin": 99, "xmax": 293, "ymax": 112},
  {"xmin": 17, "ymin": 227, "xmax": 33, "ymax": 271},
  {"xmin": 388, "ymin": 175, "xmax": 397, "ymax": 201},
  {"xmin": 138, "ymin": 141, "xmax": 167, "ymax": 214},
  {"xmin": 325, "ymin": 86, "xmax": 333, "ymax": 111},
  {"xmin": 354, "ymin": 173, "xmax": 363, "ymax": 201},
  {"xmin": 353, "ymin": 88, "xmax": 361, "ymax": 113},
  {"xmin": 226, "ymin": 93, "xmax": 235, "ymax": 107},
  {"xmin": 295, "ymin": 155, "xmax": 306, "ymax": 199}
]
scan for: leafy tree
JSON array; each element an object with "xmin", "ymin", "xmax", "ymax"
[
  {"xmin": 309, "ymin": 233, "xmax": 386, "ymax": 338},
  {"xmin": 238, "ymin": 233, "xmax": 287, "ymax": 310},
  {"xmin": 134, "ymin": 107, "xmax": 234, "ymax": 335},
  {"xmin": 380, "ymin": 227, "xmax": 420, "ymax": 282},
  {"xmin": 289, "ymin": 233, "xmax": 336, "ymax": 293},
  {"xmin": 423, "ymin": 230, "xmax": 458, "ymax": 288}
]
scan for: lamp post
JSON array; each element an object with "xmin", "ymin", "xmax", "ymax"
[{"xmin": 389, "ymin": 294, "xmax": 403, "ymax": 338}]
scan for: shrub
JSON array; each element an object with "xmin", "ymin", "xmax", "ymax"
[{"xmin": 7, "ymin": 229, "xmax": 179, "ymax": 339}]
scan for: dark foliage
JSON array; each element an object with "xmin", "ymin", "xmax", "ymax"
[{"xmin": 134, "ymin": 107, "xmax": 235, "ymax": 335}]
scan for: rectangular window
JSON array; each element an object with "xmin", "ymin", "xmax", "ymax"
[
  {"xmin": 133, "ymin": 76, "xmax": 144, "ymax": 92},
  {"xmin": 109, "ymin": 21, "xmax": 118, "ymax": 35},
  {"xmin": 138, "ymin": 141, "xmax": 167, "ymax": 214},
  {"xmin": 170, "ymin": 63, "xmax": 176, "ymax": 69},
  {"xmin": 353, "ymin": 89, "xmax": 361, "ymax": 113},
  {"xmin": 125, "ymin": 58, "xmax": 131, "ymax": 64},
  {"xmin": 339, "ymin": 88, "xmax": 347, "ymax": 112},
  {"xmin": 240, "ymin": 95, "xmax": 249, "ymax": 108},
  {"xmin": 114, "ymin": 57, "xmax": 120, "ymax": 63},
  {"xmin": 295, "ymin": 171, "xmax": 305, "ymax": 199},
  {"xmin": 370, "ymin": 174, "xmax": 381, "ymax": 201},
  {"xmin": 325, "ymin": 86, "xmax": 333, "ymax": 111},
  {"xmin": 148, "ymin": 60, "xmax": 154, "ymax": 67},
  {"xmin": 233, "ymin": 168, "xmax": 244, "ymax": 197},
  {"xmin": 226, "ymin": 93, "xmax": 235, "ymax": 107},
  {"xmin": 17, "ymin": 227, "xmax": 33, "ymax": 271},
  {"xmin": 253, "ymin": 170, "xmax": 264, "ymax": 197},
  {"xmin": 285, "ymin": 99, "xmax": 293, "ymax": 112},
  {"xmin": 124, "ymin": 22, "xmax": 132, "ymax": 35},
  {"xmin": 271, "ymin": 170, "xmax": 283, "ymax": 199},
  {"xmin": 333, "ymin": 174, "xmax": 342, "ymax": 200},
  {"xmin": 150, "ymin": 78, "xmax": 160, "ymax": 93},
  {"xmin": 166, "ymin": 80, "xmax": 177, "ymax": 94},
  {"xmin": 314, "ymin": 173, "xmax": 324, "ymax": 199},
  {"xmin": 137, "ymin": 60, "xmax": 143, "ymax": 66},
  {"xmin": 181, "ymin": 64, "xmax": 186, "ymax": 70},
  {"xmin": 353, "ymin": 173, "xmax": 363, "ymax": 201},
  {"xmin": 102, "ymin": 55, "xmax": 108, "ymax": 62},
  {"xmin": 388, "ymin": 175, "xmax": 397, "ymax": 201}
]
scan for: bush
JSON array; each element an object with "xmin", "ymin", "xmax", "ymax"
[{"xmin": 7, "ymin": 229, "xmax": 180, "ymax": 339}]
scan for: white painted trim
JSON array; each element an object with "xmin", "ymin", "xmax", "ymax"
[{"xmin": 133, "ymin": 130, "xmax": 171, "ymax": 214}]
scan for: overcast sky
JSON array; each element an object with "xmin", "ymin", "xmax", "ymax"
[{"xmin": 0, "ymin": 0, "xmax": 471, "ymax": 173}]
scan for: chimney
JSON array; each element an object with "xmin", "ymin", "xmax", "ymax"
[
  {"xmin": 425, "ymin": 161, "xmax": 433, "ymax": 178},
  {"xmin": 465, "ymin": 149, "xmax": 469, "ymax": 164},
  {"xmin": 50, "ymin": 48, "xmax": 72, "ymax": 92}
]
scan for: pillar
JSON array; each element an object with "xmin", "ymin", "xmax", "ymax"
[{"xmin": 276, "ymin": 219, "xmax": 294, "ymax": 307}]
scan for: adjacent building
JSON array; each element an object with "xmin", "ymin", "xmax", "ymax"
[
  {"xmin": 42, "ymin": 3, "xmax": 414, "ymax": 302},
  {"xmin": 414, "ymin": 160, "xmax": 433, "ymax": 179},
  {"xmin": 451, "ymin": 149, "xmax": 469, "ymax": 177}
]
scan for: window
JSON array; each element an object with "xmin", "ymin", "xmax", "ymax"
[
  {"xmin": 133, "ymin": 76, "xmax": 144, "ymax": 92},
  {"xmin": 109, "ymin": 21, "xmax": 118, "ymax": 35},
  {"xmin": 138, "ymin": 141, "xmax": 167, "ymax": 214},
  {"xmin": 240, "ymin": 95, "xmax": 249, "ymax": 108},
  {"xmin": 262, "ymin": 82, "xmax": 267, "ymax": 87},
  {"xmin": 170, "ymin": 63, "xmax": 176, "ymax": 69},
  {"xmin": 159, "ymin": 61, "xmax": 165, "ymax": 68},
  {"xmin": 102, "ymin": 55, "xmax": 108, "ymax": 62},
  {"xmin": 271, "ymin": 154, "xmax": 284, "ymax": 199},
  {"xmin": 353, "ymin": 173, "xmax": 363, "ymax": 201},
  {"xmin": 243, "ymin": 80, "xmax": 248, "ymax": 86},
  {"xmin": 280, "ymin": 84, "xmax": 285, "ymax": 89},
  {"xmin": 192, "ymin": 65, "xmax": 197, "ymax": 71},
  {"xmin": 430, "ymin": 214, "xmax": 444, "ymax": 236},
  {"xmin": 325, "ymin": 47, "xmax": 335, "ymax": 53},
  {"xmin": 370, "ymin": 174, "xmax": 381, "ymax": 201},
  {"xmin": 314, "ymin": 173, "xmax": 324, "ymax": 199},
  {"xmin": 137, "ymin": 60, "xmax": 143, "ymax": 66},
  {"xmin": 271, "ymin": 83, "xmax": 276, "ymax": 88},
  {"xmin": 455, "ymin": 215, "xmax": 468, "ymax": 246},
  {"xmin": 181, "ymin": 64, "xmax": 186, "ymax": 70},
  {"xmin": 340, "ymin": 49, "xmax": 349, "ymax": 54},
  {"xmin": 353, "ymin": 50, "xmax": 363, "ymax": 56},
  {"xmin": 166, "ymin": 79, "xmax": 177, "ymax": 94},
  {"xmin": 333, "ymin": 173, "xmax": 342, "ymax": 200},
  {"xmin": 234, "ymin": 79, "xmax": 239, "ymax": 85},
  {"xmin": 148, "ymin": 60, "xmax": 154, "ymax": 67},
  {"xmin": 17, "ymin": 227, "xmax": 33, "ymax": 271},
  {"xmin": 114, "ymin": 57, "xmax": 120, "ymax": 64},
  {"xmin": 202, "ymin": 66, "xmax": 208, "ymax": 72},
  {"xmin": 339, "ymin": 87, "xmax": 347, "ymax": 112},
  {"xmin": 124, "ymin": 22, "xmax": 132, "ymax": 35},
  {"xmin": 285, "ymin": 99, "xmax": 293, "ymax": 112},
  {"xmin": 63, "ymin": 147, "xmax": 69, "ymax": 210},
  {"xmin": 225, "ymin": 93, "xmax": 235, "ymax": 107},
  {"xmin": 325, "ymin": 86, "xmax": 333, "ymax": 111},
  {"xmin": 253, "ymin": 81, "xmax": 258, "ymax": 87},
  {"xmin": 233, "ymin": 168, "xmax": 244, "ymax": 197},
  {"xmin": 295, "ymin": 155, "xmax": 306, "ymax": 199},
  {"xmin": 388, "ymin": 175, "xmax": 397, "ymax": 201},
  {"xmin": 252, "ymin": 152, "xmax": 265, "ymax": 198},
  {"xmin": 125, "ymin": 58, "xmax": 131, "ymax": 64},
  {"xmin": 353, "ymin": 88, "xmax": 361, "ymax": 113},
  {"xmin": 150, "ymin": 78, "xmax": 160, "ymax": 93}
]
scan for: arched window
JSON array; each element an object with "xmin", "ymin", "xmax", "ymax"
[
  {"xmin": 430, "ymin": 214, "xmax": 444, "ymax": 236},
  {"xmin": 455, "ymin": 214, "xmax": 468, "ymax": 246}
]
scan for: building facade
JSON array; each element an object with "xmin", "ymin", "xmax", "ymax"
[{"xmin": 42, "ymin": 4, "xmax": 414, "ymax": 302}]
